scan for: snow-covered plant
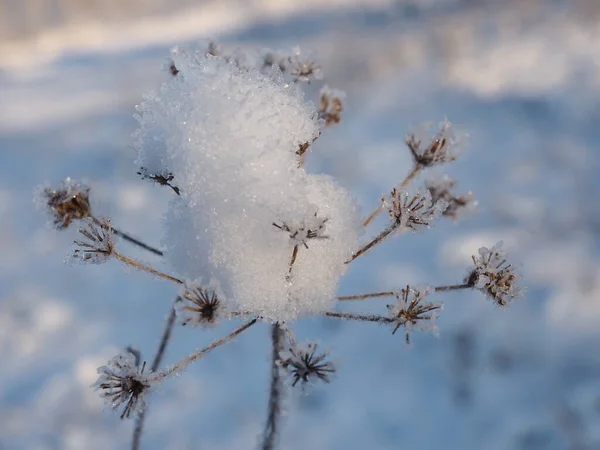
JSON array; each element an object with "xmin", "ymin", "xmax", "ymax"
[{"xmin": 36, "ymin": 41, "xmax": 523, "ymax": 450}]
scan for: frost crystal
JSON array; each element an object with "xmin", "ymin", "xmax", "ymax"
[
  {"xmin": 279, "ymin": 342, "xmax": 335, "ymax": 387},
  {"xmin": 406, "ymin": 120, "xmax": 465, "ymax": 167},
  {"xmin": 465, "ymin": 242, "xmax": 522, "ymax": 306},
  {"xmin": 134, "ymin": 48, "xmax": 362, "ymax": 322},
  {"xmin": 176, "ymin": 279, "xmax": 226, "ymax": 327},
  {"xmin": 93, "ymin": 350, "xmax": 150, "ymax": 419},
  {"xmin": 36, "ymin": 178, "xmax": 91, "ymax": 229},
  {"xmin": 386, "ymin": 188, "xmax": 448, "ymax": 231},
  {"xmin": 387, "ymin": 285, "xmax": 442, "ymax": 344}
]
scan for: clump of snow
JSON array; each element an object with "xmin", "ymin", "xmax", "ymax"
[{"xmin": 134, "ymin": 48, "xmax": 362, "ymax": 322}]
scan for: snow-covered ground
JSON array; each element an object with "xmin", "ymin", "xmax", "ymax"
[{"xmin": 2, "ymin": 0, "xmax": 600, "ymax": 449}]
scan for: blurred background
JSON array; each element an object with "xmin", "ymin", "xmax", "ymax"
[{"xmin": 1, "ymin": 0, "xmax": 600, "ymax": 449}]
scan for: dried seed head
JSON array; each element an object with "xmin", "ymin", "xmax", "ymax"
[
  {"xmin": 38, "ymin": 178, "xmax": 92, "ymax": 229},
  {"xmin": 280, "ymin": 342, "xmax": 335, "ymax": 387},
  {"xmin": 272, "ymin": 214, "xmax": 329, "ymax": 250},
  {"xmin": 137, "ymin": 167, "xmax": 180, "ymax": 195},
  {"xmin": 285, "ymin": 47, "xmax": 322, "ymax": 83},
  {"xmin": 387, "ymin": 285, "xmax": 442, "ymax": 344},
  {"xmin": 319, "ymin": 86, "xmax": 345, "ymax": 126},
  {"xmin": 426, "ymin": 176, "xmax": 477, "ymax": 220},
  {"xmin": 406, "ymin": 120, "xmax": 465, "ymax": 168},
  {"xmin": 387, "ymin": 188, "xmax": 448, "ymax": 231},
  {"xmin": 465, "ymin": 242, "xmax": 522, "ymax": 306},
  {"xmin": 93, "ymin": 350, "xmax": 150, "ymax": 419},
  {"xmin": 176, "ymin": 279, "xmax": 225, "ymax": 327},
  {"xmin": 72, "ymin": 218, "xmax": 115, "ymax": 264}
]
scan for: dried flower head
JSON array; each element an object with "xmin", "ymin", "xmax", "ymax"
[
  {"xmin": 426, "ymin": 176, "xmax": 477, "ymax": 220},
  {"xmin": 406, "ymin": 120, "xmax": 464, "ymax": 168},
  {"xmin": 387, "ymin": 189, "xmax": 448, "ymax": 231},
  {"xmin": 387, "ymin": 285, "xmax": 442, "ymax": 344},
  {"xmin": 319, "ymin": 86, "xmax": 345, "ymax": 126},
  {"xmin": 465, "ymin": 242, "xmax": 522, "ymax": 306},
  {"xmin": 73, "ymin": 218, "xmax": 115, "ymax": 264},
  {"xmin": 93, "ymin": 350, "xmax": 150, "ymax": 419},
  {"xmin": 176, "ymin": 279, "xmax": 225, "ymax": 327},
  {"xmin": 39, "ymin": 178, "xmax": 91, "ymax": 229},
  {"xmin": 272, "ymin": 215, "xmax": 329, "ymax": 249},
  {"xmin": 285, "ymin": 47, "xmax": 322, "ymax": 83},
  {"xmin": 280, "ymin": 342, "xmax": 335, "ymax": 387}
]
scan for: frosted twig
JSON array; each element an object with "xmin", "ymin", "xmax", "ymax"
[
  {"xmin": 345, "ymin": 224, "xmax": 397, "ymax": 263},
  {"xmin": 147, "ymin": 319, "xmax": 258, "ymax": 383},
  {"xmin": 337, "ymin": 284, "xmax": 472, "ymax": 301},
  {"xmin": 92, "ymin": 216, "xmax": 163, "ymax": 256},
  {"xmin": 262, "ymin": 324, "xmax": 285, "ymax": 450},
  {"xmin": 113, "ymin": 251, "xmax": 182, "ymax": 284},
  {"xmin": 323, "ymin": 311, "xmax": 394, "ymax": 324},
  {"xmin": 132, "ymin": 300, "xmax": 178, "ymax": 450},
  {"xmin": 435, "ymin": 284, "xmax": 472, "ymax": 292}
]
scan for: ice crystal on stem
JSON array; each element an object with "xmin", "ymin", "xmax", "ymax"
[
  {"xmin": 426, "ymin": 176, "xmax": 476, "ymax": 220},
  {"xmin": 38, "ymin": 178, "xmax": 91, "ymax": 229},
  {"xmin": 94, "ymin": 350, "xmax": 150, "ymax": 419},
  {"xmin": 406, "ymin": 120, "xmax": 465, "ymax": 168},
  {"xmin": 176, "ymin": 279, "xmax": 225, "ymax": 327},
  {"xmin": 387, "ymin": 285, "xmax": 442, "ymax": 344},
  {"xmin": 280, "ymin": 342, "xmax": 335, "ymax": 387},
  {"xmin": 387, "ymin": 188, "xmax": 448, "ymax": 231},
  {"xmin": 465, "ymin": 242, "xmax": 522, "ymax": 306},
  {"xmin": 72, "ymin": 218, "xmax": 115, "ymax": 264}
]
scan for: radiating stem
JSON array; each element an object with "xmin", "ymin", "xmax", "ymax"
[
  {"xmin": 132, "ymin": 300, "xmax": 178, "ymax": 450},
  {"xmin": 337, "ymin": 292, "xmax": 396, "ymax": 301},
  {"xmin": 362, "ymin": 165, "xmax": 422, "ymax": 227},
  {"xmin": 262, "ymin": 324, "xmax": 285, "ymax": 450},
  {"xmin": 147, "ymin": 319, "xmax": 257, "ymax": 383},
  {"xmin": 323, "ymin": 311, "xmax": 394, "ymax": 324},
  {"xmin": 434, "ymin": 283, "xmax": 472, "ymax": 292},
  {"xmin": 345, "ymin": 223, "xmax": 398, "ymax": 264},
  {"xmin": 113, "ymin": 251, "xmax": 182, "ymax": 284},
  {"xmin": 92, "ymin": 216, "xmax": 163, "ymax": 256}
]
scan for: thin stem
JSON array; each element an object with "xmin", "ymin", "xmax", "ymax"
[
  {"xmin": 132, "ymin": 300, "xmax": 178, "ymax": 450},
  {"xmin": 148, "ymin": 319, "xmax": 257, "ymax": 383},
  {"xmin": 362, "ymin": 165, "xmax": 422, "ymax": 227},
  {"xmin": 262, "ymin": 324, "xmax": 285, "ymax": 450},
  {"xmin": 337, "ymin": 284, "xmax": 472, "ymax": 302},
  {"xmin": 113, "ymin": 251, "xmax": 183, "ymax": 284},
  {"xmin": 92, "ymin": 216, "xmax": 163, "ymax": 256},
  {"xmin": 337, "ymin": 292, "xmax": 396, "ymax": 301},
  {"xmin": 345, "ymin": 223, "xmax": 398, "ymax": 264},
  {"xmin": 434, "ymin": 283, "xmax": 472, "ymax": 292},
  {"xmin": 323, "ymin": 311, "xmax": 394, "ymax": 324}
]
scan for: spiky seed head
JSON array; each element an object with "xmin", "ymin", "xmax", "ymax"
[
  {"xmin": 279, "ymin": 342, "xmax": 336, "ymax": 387},
  {"xmin": 72, "ymin": 218, "xmax": 115, "ymax": 264},
  {"xmin": 387, "ymin": 285, "xmax": 442, "ymax": 344},
  {"xmin": 39, "ymin": 178, "xmax": 91, "ymax": 229}
]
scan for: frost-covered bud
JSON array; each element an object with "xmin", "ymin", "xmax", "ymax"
[
  {"xmin": 36, "ymin": 178, "xmax": 91, "ymax": 229},
  {"xmin": 387, "ymin": 285, "xmax": 442, "ymax": 344},
  {"xmin": 72, "ymin": 218, "xmax": 115, "ymax": 264},
  {"xmin": 176, "ymin": 279, "xmax": 225, "ymax": 327},
  {"xmin": 465, "ymin": 242, "xmax": 522, "ymax": 306},
  {"xmin": 285, "ymin": 47, "xmax": 322, "ymax": 83},
  {"xmin": 387, "ymin": 188, "xmax": 448, "ymax": 231},
  {"xmin": 319, "ymin": 86, "xmax": 344, "ymax": 126},
  {"xmin": 93, "ymin": 350, "xmax": 150, "ymax": 419},
  {"xmin": 279, "ymin": 342, "xmax": 335, "ymax": 387},
  {"xmin": 406, "ymin": 120, "xmax": 465, "ymax": 167},
  {"xmin": 426, "ymin": 176, "xmax": 477, "ymax": 220}
]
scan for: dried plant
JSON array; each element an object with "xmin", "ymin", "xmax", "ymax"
[{"xmin": 37, "ymin": 42, "xmax": 523, "ymax": 450}]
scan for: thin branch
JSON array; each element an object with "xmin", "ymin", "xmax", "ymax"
[
  {"xmin": 362, "ymin": 165, "xmax": 422, "ymax": 227},
  {"xmin": 337, "ymin": 292, "xmax": 396, "ymax": 301},
  {"xmin": 434, "ymin": 283, "xmax": 472, "ymax": 292},
  {"xmin": 345, "ymin": 223, "xmax": 398, "ymax": 264},
  {"xmin": 262, "ymin": 324, "xmax": 285, "ymax": 450},
  {"xmin": 92, "ymin": 216, "xmax": 163, "ymax": 256},
  {"xmin": 147, "ymin": 319, "xmax": 257, "ymax": 383},
  {"xmin": 337, "ymin": 284, "xmax": 472, "ymax": 301},
  {"xmin": 113, "ymin": 251, "xmax": 183, "ymax": 284},
  {"xmin": 323, "ymin": 311, "xmax": 394, "ymax": 324},
  {"xmin": 132, "ymin": 300, "xmax": 178, "ymax": 450}
]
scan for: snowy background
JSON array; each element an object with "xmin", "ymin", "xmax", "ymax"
[{"xmin": 2, "ymin": 0, "xmax": 600, "ymax": 449}]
